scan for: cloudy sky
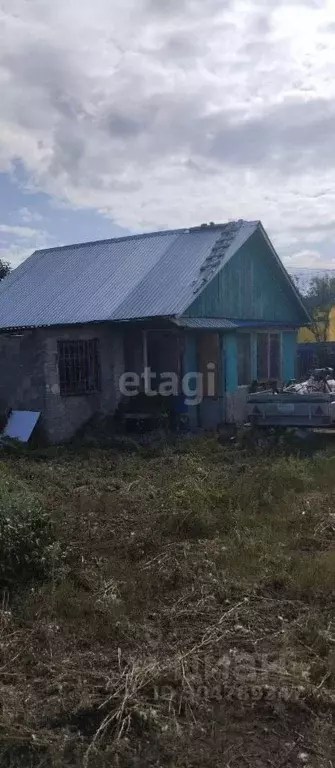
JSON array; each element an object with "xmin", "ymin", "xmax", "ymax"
[{"xmin": 1, "ymin": 0, "xmax": 335, "ymax": 271}]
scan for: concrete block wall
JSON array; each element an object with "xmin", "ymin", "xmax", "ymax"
[
  {"xmin": 0, "ymin": 324, "xmax": 125, "ymax": 443},
  {"xmin": 41, "ymin": 324, "xmax": 125, "ymax": 443},
  {"xmin": 0, "ymin": 323, "xmax": 252, "ymax": 438},
  {"xmin": 225, "ymin": 389, "xmax": 249, "ymax": 424},
  {"xmin": 0, "ymin": 331, "xmax": 46, "ymax": 413}
]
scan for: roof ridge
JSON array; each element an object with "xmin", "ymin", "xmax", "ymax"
[
  {"xmin": 189, "ymin": 220, "xmax": 250, "ymax": 299},
  {"xmin": 34, "ymin": 221, "xmax": 251, "ymax": 256},
  {"xmin": 35, "ymin": 228, "xmax": 186, "ymax": 255},
  {"xmin": 0, "ymin": 218, "xmax": 309, "ymax": 329}
]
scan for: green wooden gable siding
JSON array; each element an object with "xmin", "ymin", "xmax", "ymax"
[{"xmin": 184, "ymin": 229, "xmax": 303, "ymax": 324}]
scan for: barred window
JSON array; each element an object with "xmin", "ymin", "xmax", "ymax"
[{"xmin": 58, "ymin": 339, "xmax": 100, "ymax": 396}]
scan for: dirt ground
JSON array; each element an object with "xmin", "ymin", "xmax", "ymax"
[{"xmin": 0, "ymin": 434, "xmax": 334, "ymax": 767}]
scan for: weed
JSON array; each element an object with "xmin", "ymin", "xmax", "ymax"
[
  {"xmin": 0, "ymin": 437, "xmax": 334, "ymax": 767},
  {"xmin": 0, "ymin": 467, "xmax": 53, "ymax": 588}
]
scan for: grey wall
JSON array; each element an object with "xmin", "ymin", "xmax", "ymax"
[
  {"xmin": 43, "ymin": 324, "xmax": 124, "ymax": 443},
  {"xmin": 0, "ymin": 330, "xmax": 46, "ymax": 413},
  {"xmin": 0, "ymin": 324, "xmax": 125, "ymax": 443},
  {"xmin": 225, "ymin": 388, "xmax": 249, "ymax": 424},
  {"xmin": 0, "ymin": 323, "xmax": 249, "ymax": 440}
]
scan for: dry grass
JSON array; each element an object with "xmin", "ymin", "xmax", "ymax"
[{"xmin": 0, "ymin": 434, "xmax": 334, "ymax": 767}]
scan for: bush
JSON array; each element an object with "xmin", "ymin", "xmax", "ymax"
[{"xmin": 0, "ymin": 469, "xmax": 53, "ymax": 588}]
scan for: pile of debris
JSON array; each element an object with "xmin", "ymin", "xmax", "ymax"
[{"xmin": 284, "ymin": 367, "xmax": 335, "ymax": 395}]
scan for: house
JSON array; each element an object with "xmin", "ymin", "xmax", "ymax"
[
  {"xmin": 290, "ymin": 268, "xmax": 335, "ymax": 343},
  {"xmin": 297, "ymin": 307, "xmax": 335, "ymax": 343},
  {"xmin": 0, "ymin": 220, "xmax": 309, "ymax": 443}
]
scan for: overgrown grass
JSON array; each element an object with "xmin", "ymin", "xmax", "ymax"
[
  {"xmin": 0, "ymin": 435, "xmax": 334, "ymax": 767},
  {"xmin": 0, "ymin": 466, "xmax": 53, "ymax": 589}
]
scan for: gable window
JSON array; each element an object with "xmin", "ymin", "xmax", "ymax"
[
  {"xmin": 237, "ymin": 333, "xmax": 251, "ymax": 386},
  {"xmin": 58, "ymin": 339, "xmax": 100, "ymax": 396},
  {"xmin": 257, "ymin": 333, "xmax": 281, "ymax": 380}
]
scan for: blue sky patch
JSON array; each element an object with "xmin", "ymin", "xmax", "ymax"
[{"xmin": 0, "ymin": 169, "xmax": 130, "ymax": 267}]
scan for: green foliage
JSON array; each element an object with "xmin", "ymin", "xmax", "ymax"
[
  {"xmin": 0, "ymin": 258, "xmax": 11, "ymax": 282},
  {"xmin": 307, "ymin": 274, "xmax": 335, "ymax": 307},
  {"xmin": 0, "ymin": 470, "xmax": 53, "ymax": 587},
  {"xmin": 305, "ymin": 274, "xmax": 335, "ymax": 342}
]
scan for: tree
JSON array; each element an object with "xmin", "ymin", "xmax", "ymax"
[
  {"xmin": 0, "ymin": 260, "xmax": 11, "ymax": 282},
  {"xmin": 304, "ymin": 275, "xmax": 335, "ymax": 343}
]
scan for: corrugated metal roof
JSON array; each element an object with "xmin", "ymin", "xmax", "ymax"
[
  {"xmin": 0, "ymin": 221, "xmax": 260, "ymax": 329},
  {"xmin": 174, "ymin": 318, "xmax": 301, "ymax": 331},
  {"xmin": 233, "ymin": 320, "xmax": 301, "ymax": 329},
  {"xmin": 173, "ymin": 317, "xmax": 237, "ymax": 330}
]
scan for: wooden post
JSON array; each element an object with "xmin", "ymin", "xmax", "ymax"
[{"xmin": 142, "ymin": 330, "xmax": 148, "ymax": 394}]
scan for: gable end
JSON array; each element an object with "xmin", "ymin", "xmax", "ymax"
[{"xmin": 183, "ymin": 226, "xmax": 309, "ymax": 325}]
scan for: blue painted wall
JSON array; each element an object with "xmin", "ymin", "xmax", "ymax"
[
  {"xmin": 181, "ymin": 328, "xmax": 298, "ymax": 428},
  {"xmin": 185, "ymin": 229, "xmax": 304, "ymax": 324},
  {"xmin": 282, "ymin": 331, "xmax": 297, "ymax": 380},
  {"xmin": 220, "ymin": 335, "xmax": 226, "ymax": 397},
  {"xmin": 251, "ymin": 333, "xmax": 258, "ymax": 379},
  {"xmin": 223, "ymin": 333, "xmax": 237, "ymax": 392}
]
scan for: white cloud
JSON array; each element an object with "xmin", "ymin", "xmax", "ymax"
[
  {"xmin": 18, "ymin": 207, "xmax": 44, "ymax": 224},
  {"xmin": 0, "ymin": 223, "xmax": 40, "ymax": 238},
  {"xmin": 283, "ymin": 249, "xmax": 328, "ymax": 269},
  {"xmin": 0, "ymin": 242, "xmax": 34, "ymax": 268},
  {"xmin": 0, "ymin": 0, "xmax": 335, "ymax": 262},
  {"xmin": 0, "ymin": 222, "xmax": 53, "ymax": 265}
]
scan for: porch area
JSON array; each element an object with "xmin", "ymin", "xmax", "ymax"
[{"xmin": 118, "ymin": 321, "xmax": 297, "ymax": 429}]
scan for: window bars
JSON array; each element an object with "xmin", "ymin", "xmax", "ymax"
[{"xmin": 58, "ymin": 339, "xmax": 101, "ymax": 395}]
